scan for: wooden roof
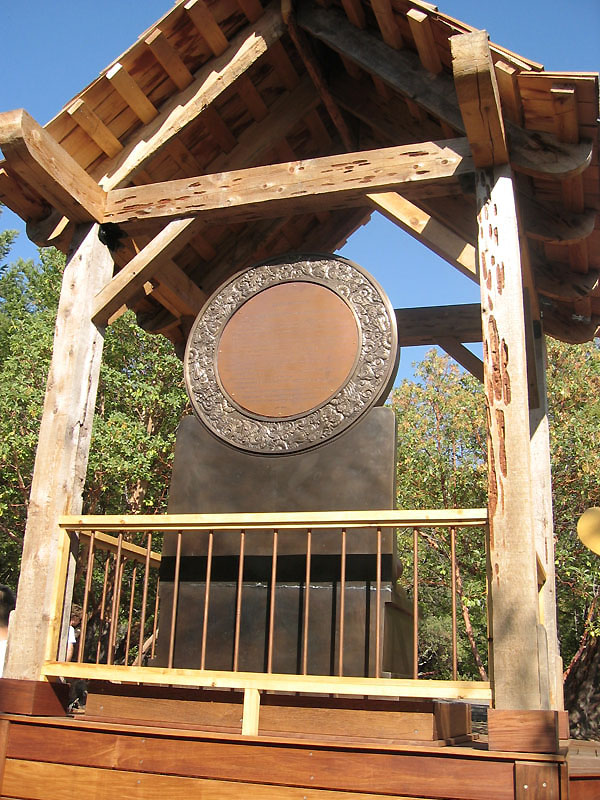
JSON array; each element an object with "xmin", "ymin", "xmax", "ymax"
[{"xmin": 0, "ymin": 0, "xmax": 598, "ymax": 349}]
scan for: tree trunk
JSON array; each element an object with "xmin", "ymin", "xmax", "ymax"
[{"xmin": 564, "ymin": 633, "xmax": 600, "ymax": 739}]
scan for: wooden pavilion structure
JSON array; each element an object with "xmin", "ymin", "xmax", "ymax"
[{"xmin": 0, "ymin": 0, "xmax": 599, "ymax": 797}]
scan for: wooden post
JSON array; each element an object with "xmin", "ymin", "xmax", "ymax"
[
  {"xmin": 477, "ymin": 166, "xmax": 544, "ymax": 710},
  {"xmin": 529, "ymin": 331, "xmax": 564, "ymax": 710},
  {"xmin": 3, "ymin": 224, "xmax": 114, "ymax": 680}
]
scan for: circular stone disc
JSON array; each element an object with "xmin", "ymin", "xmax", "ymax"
[
  {"xmin": 217, "ymin": 282, "xmax": 359, "ymax": 418},
  {"xmin": 184, "ymin": 254, "xmax": 399, "ymax": 454}
]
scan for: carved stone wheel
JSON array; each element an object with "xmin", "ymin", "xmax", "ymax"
[{"xmin": 184, "ymin": 254, "xmax": 399, "ymax": 454}]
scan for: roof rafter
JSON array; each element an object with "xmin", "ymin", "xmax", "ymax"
[
  {"xmin": 297, "ymin": 2, "xmax": 593, "ymax": 180},
  {"xmin": 99, "ymin": 4, "xmax": 286, "ymax": 189}
]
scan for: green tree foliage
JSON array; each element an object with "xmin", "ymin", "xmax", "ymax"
[{"xmin": 0, "ymin": 228, "xmax": 188, "ymax": 589}]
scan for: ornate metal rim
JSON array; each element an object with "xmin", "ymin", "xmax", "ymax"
[{"xmin": 184, "ymin": 254, "xmax": 399, "ymax": 454}]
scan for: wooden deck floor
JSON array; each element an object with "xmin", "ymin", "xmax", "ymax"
[{"xmin": 0, "ymin": 710, "xmax": 583, "ymax": 800}]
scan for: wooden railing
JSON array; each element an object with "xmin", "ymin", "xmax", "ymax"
[{"xmin": 46, "ymin": 510, "xmax": 491, "ymax": 730}]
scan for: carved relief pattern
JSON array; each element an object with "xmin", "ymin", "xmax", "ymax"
[{"xmin": 185, "ymin": 256, "xmax": 397, "ymax": 454}]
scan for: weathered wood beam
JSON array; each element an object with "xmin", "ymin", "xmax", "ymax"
[
  {"xmin": 395, "ymin": 304, "xmax": 482, "ymax": 347},
  {"xmin": 522, "ymin": 196, "xmax": 596, "ymax": 244},
  {"xmin": 0, "ymin": 109, "xmax": 106, "ymax": 223},
  {"xmin": 437, "ymin": 337, "xmax": 484, "ymax": 383},
  {"xmin": 476, "ymin": 165, "xmax": 545, "ymax": 710},
  {"xmin": 103, "ymin": 139, "xmax": 474, "ymax": 226},
  {"xmin": 538, "ymin": 296, "xmax": 600, "ymax": 344},
  {"xmin": 92, "ymin": 218, "xmax": 202, "ymax": 326},
  {"xmin": 145, "ymin": 259, "xmax": 208, "ymax": 318},
  {"xmin": 297, "ymin": 3, "xmax": 593, "ymax": 179},
  {"xmin": 0, "ymin": 165, "xmax": 50, "ymax": 221},
  {"xmin": 368, "ymin": 192, "xmax": 478, "ymax": 282},
  {"xmin": 100, "ymin": 5, "xmax": 286, "ymax": 189},
  {"xmin": 3, "ymin": 225, "xmax": 114, "ymax": 680},
  {"xmin": 451, "ymin": 30, "xmax": 508, "ymax": 168},
  {"xmin": 282, "ymin": 0, "xmax": 355, "ymax": 150}
]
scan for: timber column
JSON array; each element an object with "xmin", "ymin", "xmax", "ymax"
[
  {"xmin": 476, "ymin": 167, "xmax": 543, "ymax": 709},
  {"xmin": 452, "ymin": 30, "xmax": 557, "ymax": 709},
  {"xmin": 4, "ymin": 224, "xmax": 113, "ymax": 680}
]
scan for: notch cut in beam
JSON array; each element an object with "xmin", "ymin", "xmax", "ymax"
[
  {"xmin": 451, "ymin": 30, "xmax": 508, "ymax": 168},
  {"xmin": 103, "ymin": 138, "xmax": 474, "ymax": 226},
  {"xmin": 0, "ymin": 109, "xmax": 106, "ymax": 223}
]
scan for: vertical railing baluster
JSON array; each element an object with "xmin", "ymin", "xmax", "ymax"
[
  {"xmin": 167, "ymin": 530, "xmax": 182, "ymax": 669},
  {"xmin": 267, "ymin": 529, "xmax": 278, "ymax": 674},
  {"xmin": 137, "ymin": 533, "xmax": 152, "ymax": 666},
  {"xmin": 451, "ymin": 526, "xmax": 458, "ymax": 681},
  {"xmin": 107, "ymin": 534, "xmax": 123, "ymax": 665},
  {"xmin": 200, "ymin": 530, "xmax": 214, "ymax": 670},
  {"xmin": 78, "ymin": 531, "xmax": 96, "ymax": 663},
  {"xmin": 302, "ymin": 529, "xmax": 312, "ymax": 675},
  {"xmin": 124, "ymin": 566, "xmax": 137, "ymax": 666},
  {"xmin": 96, "ymin": 556, "xmax": 111, "ymax": 664},
  {"xmin": 413, "ymin": 527, "xmax": 419, "ymax": 680},
  {"xmin": 151, "ymin": 578, "xmax": 160, "ymax": 660},
  {"xmin": 338, "ymin": 528, "xmax": 347, "ymax": 677},
  {"xmin": 233, "ymin": 530, "xmax": 245, "ymax": 672},
  {"xmin": 375, "ymin": 527, "xmax": 382, "ymax": 678}
]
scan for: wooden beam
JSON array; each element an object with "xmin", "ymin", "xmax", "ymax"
[
  {"xmin": 298, "ymin": 3, "xmax": 592, "ymax": 179},
  {"xmin": 42, "ymin": 661, "xmax": 492, "ymax": 700},
  {"xmin": 532, "ymin": 255, "xmax": 599, "ymax": 302},
  {"xmin": 67, "ymin": 99, "xmax": 123, "ymax": 159},
  {"xmin": 476, "ymin": 165, "xmax": 544, "ymax": 710},
  {"xmin": 92, "ymin": 218, "xmax": 201, "ymax": 326},
  {"xmin": 368, "ymin": 192, "xmax": 477, "ymax": 282},
  {"xmin": 407, "ymin": 9, "xmax": 442, "ymax": 75},
  {"xmin": 185, "ymin": 0, "xmax": 229, "ymax": 57},
  {"xmin": 0, "ymin": 109, "xmax": 106, "ymax": 223},
  {"xmin": 106, "ymin": 63, "xmax": 158, "ymax": 125},
  {"xmin": 451, "ymin": 30, "xmax": 508, "ymax": 168},
  {"xmin": 298, "ymin": 3, "xmax": 464, "ymax": 130},
  {"xmin": 522, "ymin": 196, "xmax": 596, "ymax": 244},
  {"xmin": 104, "ymin": 139, "xmax": 474, "ymax": 226},
  {"xmin": 395, "ymin": 304, "xmax": 482, "ymax": 346},
  {"xmin": 145, "ymin": 29, "xmax": 194, "ymax": 91},
  {"xmin": 147, "ymin": 259, "xmax": 208, "ymax": 318},
  {"xmin": 0, "ymin": 165, "xmax": 50, "ymax": 221},
  {"xmin": 371, "ymin": 0, "xmax": 403, "ymax": 50},
  {"xmin": 437, "ymin": 337, "xmax": 484, "ymax": 383},
  {"xmin": 60, "ymin": 508, "xmax": 488, "ymax": 531},
  {"xmin": 101, "ymin": 5, "xmax": 286, "ymax": 189},
  {"xmin": 3, "ymin": 225, "xmax": 114, "ymax": 681}
]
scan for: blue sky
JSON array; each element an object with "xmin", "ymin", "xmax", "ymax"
[{"xmin": 1, "ymin": 0, "xmax": 598, "ymax": 379}]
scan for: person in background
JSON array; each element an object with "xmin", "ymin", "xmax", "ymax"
[{"xmin": 0, "ymin": 585, "xmax": 16, "ymax": 677}]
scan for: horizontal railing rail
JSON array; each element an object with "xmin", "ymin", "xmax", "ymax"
[{"xmin": 51, "ymin": 509, "xmax": 490, "ymax": 726}]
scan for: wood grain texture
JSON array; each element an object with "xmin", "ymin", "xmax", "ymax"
[
  {"xmin": 67, "ymin": 99, "xmax": 123, "ymax": 158},
  {"xmin": 514, "ymin": 761, "xmax": 560, "ymax": 800},
  {"xmin": 2, "ymin": 226, "xmax": 114, "ymax": 680},
  {"xmin": 368, "ymin": 192, "xmax": 478, "ymax": 282},
  {"xmin": 395, "ymin": 304, "xmax": 482, "ymax": 346},
  {"xmin": 451, "ymin": 30, "xmax": 508, "ymax": 168},
  {"xmin": 1, "ymin": 758, "xmax": 438, "ymax": 800},
  {"xmin": 0, "ymin": 680, "xmax": 69, "ymax": 717},
  {"xmin": 298, "ymin": 3, "xmax": 592, "ymax": 180},
  {"xmin": 488, "ymin": 710, "xmax": 561, "ymax": 754},
  {"xmin": 4, "ymin": 720, "xmax": 516, "ymax": 800},
  {"xmin": 0, "ymin": 109, "xmax": 105, "ymax": 222},
  {"xmin": 42, "ymin": 662, "xmax": 492, "ymax": 701},
  {"xmin": 476, "ymin": 166, "xmax": 544, "ymax": 710},
  {"xmin": 103, "ymin": 139, "xmax": 475, "ymax": 226},
  {"xmin": 101, "ymin": 6, "xmax": 285, "ymax": 189}
]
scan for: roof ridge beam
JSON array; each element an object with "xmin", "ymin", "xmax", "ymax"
[
  {"xmin": 0, "ymin": 109, "xmax": 106, "ymax": 223},
  {"xmin": 99, "ymin": 4, "xmax": 286, "ymax": 190}
]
